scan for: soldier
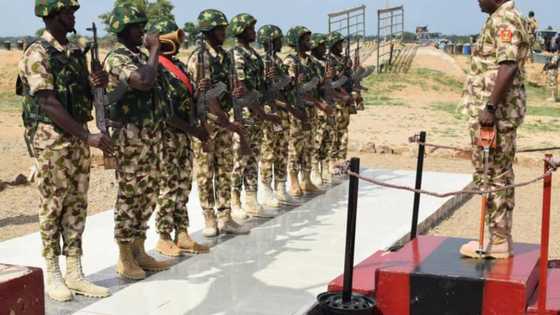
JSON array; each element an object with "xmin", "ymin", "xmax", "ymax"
[
  {"xmin": 187, "ymin": 9, "xmax": 251, "ymax": 236},
  {"xmin": 284, "ymin": 26, "xmax": 321, "ymax": 196},
  {"xmin": 327, "ymin": 32, "xmax": 354, "ymax": 174},
  {"xmin": 17, "ymin": 0, "xmax": 112, "ymax": 301},
  {"xmin": 526, "ymin": 11, "xmax": 538, "ymax": 58},
  {"xmin": 145, "ymin": 18, "xmax": 211, "ymax": 257},
  {"xmin": 104, "ymin": 5, "xmax": 172, "ymax": 280},
  {"xmin": 309, "ymin": 33, "xmax": 337, "ymax": 186},
  {"xmin": 257, "ymin": 25, "xmax": 297, "ymax": 206},
  {"xmin": 460, "ymin": 0, "xmax": 530, "ymax": 259},
  {"xmin": 229, "ymin": 13, "xmax": 281, "ymax": 218},
  {"xmin": 544, "ymin": 50, "xmax": 559, "ymax": 102}
]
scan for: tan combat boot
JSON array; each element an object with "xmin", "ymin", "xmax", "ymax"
[
  {"xmin": 116, "ymin": 241, "xmax": 146, "ymax": 280},
  {"xmin": 45, "ymin": 257, "xmax": 73, "ymax": 302},
  {"xmin": 231, "ymin": 190, "xmax": 248, "ymax": 220},
  {"xmin": 261, "ymin": 181, "xmax": 281, "ymax": 208},
  {"xmin": 275, "ymin": 181, "xmax": 297, "ymax": 205},
  {"xmin": 321, "ymin": 161, "xmax": 333, "ymax": 184},
  {"xmin": 155, "ymin": 233, "xmax": 183, "ymax": 257},
  {"xmin": 245, "ymin": 191, "xmax": 279, "ymax": 218},
  {"xmin": 133, "ymin": 239, "xmax": 174, "ymax": 272},
  {"xmin": 301, "ymin": 172, "xmax": 320, "ymax": 193},
  {"xmin": 65, "ymin": 256, "xmax": 110, "ymax": 298},
  {"xmin": 289, "ymin": 172, "xmax": 303, "ymax": 197},
  {"xmin": 310, "ymin": 163, "xmax": 323, "ymax": 187},
  {"xmin": 175, "ymin": 229, "xmax": 210, "ymax": 254},
  {"xmin": 218, "ymin": 209, "xmax": 251, "ymax": 235},
  {"xmin": 459, "ymin": 234, "xmax": 513, "ymax": 260},
  {"xmin": 202, "ymin": 209, "xmax": 218, "ymax": 237}
]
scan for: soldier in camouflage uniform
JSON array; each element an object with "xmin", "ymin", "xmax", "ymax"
[
  {"xmin": 526, "ymin": 11, "xmax": 538, "ymax": 59},
  {"xmin": 258, "ymin": 25, "xmax": 297, "ymax": 206},
  {"xmin": 284, "ymin": 26, "xmax": 321, "ymax": 196},
  {"xmin": 229, "ymin": 13, "xmax": 281, "ymax": 218},
  {"xmin": 18, "ymin": 0, "xmax": 112, "ymax": 301},
  {"xmin": 145, "ymin": 18, "xmax": 210, "ymax": 257},
  {"xmin": 187, "ymin": 9, "xmax": 251, "ymax": 236},
  {"xmin": 327, "ymin": 32, "xmax": 354, "ymax": 173},
  {"xmin": 460, "ymin": 0, "xmax": 530, "ymax": 259},
  {"xmin": 544, "ymin": 50, "xmax": 559, "ymax": 102},
  {"xmin": 104, "ymin": 5, "xmax": 173, "ymax": 280},
  {"xmin": 309, "ymin": 33, "xmax": 337, "ymax": 186}
]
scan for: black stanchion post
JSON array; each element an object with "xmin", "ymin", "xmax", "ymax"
[
  {"xmin": 342, "ymin": 157, "xmax": 360, "ymax": 303},
  {"xmin": 410, "ymin": 131, "xmax": 426, "ymax": 240}
]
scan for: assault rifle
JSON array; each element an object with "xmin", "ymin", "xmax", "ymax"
[{"xmin": 263, "ymin": 38, "xmax": 292, "ymax": 108}]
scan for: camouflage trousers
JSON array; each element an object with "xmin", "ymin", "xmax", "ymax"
[
  {"xmin": 470, "ymin": 122, "xmax": 517, "ymax": 242},
  {"xmin": 193, "ymin": 122, "xmax": 233, "ymax": 212},
  {"xmin": 289, "ymin": 108, "xmax": 315, "ymax": 174},
  {"xmin": 32, "ymin": 124, "xmax": 90, "ymax": 258},
  {"xmin": 546, "ymin": 69, "xmax": 558, "ymax": 100},
  {"xmin": 314, "ymin": 109, "xmax": 335, "ymax": 162},
  {"xmin": 155, "ymin": 127, "xmax": 192, "ymax": 235},
  {"xmin": 232, "ymin": 120, "xmax": 263, "ymax": 193},
  {"xmin": 260, "ymin": 110, "xmax": 290, "ymax": 185},
  {"xmin": 113, "ymin": 124, "xmax": 161, "ymax": 243},
  {"xmin": 332, "ymin": 106, "xmax": 351, "ymax": 161}
]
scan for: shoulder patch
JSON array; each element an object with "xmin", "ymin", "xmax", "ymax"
[{"xmin": 498, "ymin": 27, "xmax": 513, "ymax": 43}]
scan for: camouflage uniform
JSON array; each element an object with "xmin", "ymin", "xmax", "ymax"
[
  {"xmin": 259, "ymin": 48, "xmax": 290, "ymax": 186},
  {"xmin": 526, "ymin": 16, "xmax": 538, "ymax": 56},
  {"xmin": 187, "ymin": 28, "xmax": 233, "ymax": 215},
  {"xmin": 105, "ymin": 29, "xmax": 163, "ymax": 243},
  {"xmin": 147, "ymin": 19, "xmax": 194, "ymax": 235},
  {"xmin": 463, "ymin": 1, "xmax": 529, "ymax": 242},
  {"xmin": 327, "ymin": 32, "xmax": 352, "ymax": 162},
  {"xmin": 17, "ymin": 29, "xmax": 92, "ymax": 258},
  {"xmin": 546, "ymin": 52, "xmax": 559, "ymax": 101}
]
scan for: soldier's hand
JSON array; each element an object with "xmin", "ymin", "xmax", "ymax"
[
  {"xmin": 87, "ymin": 133, "xmax": 113, "ymax": 155},
  {"xmin": 325, "ymin": 65, "xmax": 336, "ymax": 80},
  {"xmin": 197, "ymin": 78, "xmax": 211, "ymax": 94},
  {"xmin": 144, "ymin": 33, "xmax": 161, "ymax": 52},
  {"xmin": 266, "ymin": 67, "xmax": 277, "ymax": 81},
  {"xmin": 90, "ymin": 70, "xmax": 109, "ymax": 88},
  {"xmin": 479, "ymin": 110, "xmax": 496, "ymax": 127}
]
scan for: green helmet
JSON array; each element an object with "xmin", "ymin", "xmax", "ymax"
[
  {"xmin": 310, "ymin": 33, "xmax": 327, "ymax": 49},
  {"xmin": 286, "ymin": 26, "xmax": 311, "ymax": 47},
  {"xmin": 229, "ymin": 13, "xmax": 257, "ymax": 37},
  {"xmin": 198, "ymin": 9, "xmax": 228, "ymax": 32},
  {"xmin": 257, "ymin": 25, "xmax": 283, "ymax": 45},
  {"xmin": 146, "ymin": 17, "xmax": 178, "ymax": 34},
  {"xmin": 108, "ymin": 5, "xmax": 148, "ymax": 34},
  {"xmin": 327, "ymin": 32, "xmax": 345, "ymax": 48},
  {"xmin": 35, "ymin": 0, "xmax": 80, "ymax": 17}
]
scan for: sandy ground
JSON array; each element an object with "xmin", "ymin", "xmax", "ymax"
[{"xmin": 0, "ymin": 46, "xmax": 558, "ymax": 259}]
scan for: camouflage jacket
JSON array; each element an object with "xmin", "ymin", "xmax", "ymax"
[
  {"xmin": 159, "ymin": 56, "xmax": 195, "ymax": 123},
  {"xmin": 230, "ymin": 43, "xmax": 265, "ymax": 92},
  {"xmin": 104, "ymin": 42, "xmax": 162, "ymax": 127},
  {"xmin": 17, "ymin": 31, "xmax": 93, "ymax": 133},
  {"xmin": 464, "ymin": 0, "xmax": 530, "ymax": 127},
  {"xmin": 327, "ymin": 52, "xmax": 353, "ymax": 93},
  {"xmin": 284, "ymin": 52, "xmax": 320, "ymax": 105},
  {"xmin": 187, "ymin": 39, "xmax": 232, "ymax": 112}
]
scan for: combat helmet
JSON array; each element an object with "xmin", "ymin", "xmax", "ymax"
[
  {"xmin": 257, "ymin": 25, "xmax": 283, "ymax": 45},
  {"xmin": 198, "ymin": 9, "xmax": 228, "ymax": 32},
  {"xmin": 35, "ymin": 0, "xmax": 80, "ymax": 17},
  {"xmin": 146, "ymin": 17, "xmax": 179, "ymax": 34},
  {"xmin": 286, "ymin": 26, "xmax": 312, "ymax": 48},
  {"xmin": 229, "ymin": 13, "xmax": 257, "ymax": 37},
  {"xmin": 327, "ymin": 32, "xmax": 345, "ymax": 48},
  {"xmin": 310, "ymin": 33, "xmax": 328, "ymax": 49},
  {"xmin": 108, "ymin": 5, "xmax": 148, "ymax": 34}
]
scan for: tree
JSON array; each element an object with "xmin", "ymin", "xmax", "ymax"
[
  {"xmin": 99, "ymin": 0, "xmax": 175, "ymax": 33},
  {"xmin": 183, "ymin": 22, "xmax": 197, "ymax": 45}
]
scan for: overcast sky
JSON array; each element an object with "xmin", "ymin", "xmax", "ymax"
[{"xmin": 1, "ymin": 0, "xmax": 558, "ymax": 37}]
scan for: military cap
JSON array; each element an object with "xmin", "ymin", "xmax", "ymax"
[
  {"xmin": 286, "ymin": 26, "xmax": 312, "ymax": 48},
  {"xmin": 35, "ymin": 0, "xmax": 80, "ymax": 17},
  {"xmin": 146, "ymin": 17, "xmax": 179, "ymax": 34},
  {"xmin": 229, "ymin": 13, "xmax": 257, "ymax": 37},
  {"xmin": 197, "ymin": 9, "xmax": 228, "ymax": 32},
  {"xmin": 310, "ymin": 33, "xmax": 327, "ymax": 49},
  {"xmin": 327, "ymin": 32, "xmax": 345, "ymax": 48},
  {"xmin": 257, "ymin": 25, "xmax": 283, "ymax": 45},
  {"xmin": 108, "ymin": 5, "xmax": 148, "ymax": 34}
]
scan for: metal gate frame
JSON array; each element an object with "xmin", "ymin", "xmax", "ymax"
[
  {"xmin": 328, "ymin": 5, "xmax": 366, "ymax": 39},
  {"xmin": 377, "ymin": 5, "xmax": 404, "ymax": 73}
]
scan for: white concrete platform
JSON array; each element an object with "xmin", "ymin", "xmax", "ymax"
[{"xmin": 0, "ymin": 168, "xmax": 472, "ymax": 315}]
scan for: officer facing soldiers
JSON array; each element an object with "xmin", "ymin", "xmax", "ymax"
[
  {"xmin": 18, "ymin": 0, "xmax": 112, "ymax": 301},
  {"xmin": 460, "ymin": 0, "xmax": 530, "ymax": 259},
  {"xmin": 327, "ymin": 31, "xmax": 354, "ymax": 173},
  {"xmin": 229, "ymin": 13, "xmax": 281, "ymax": 218},
  {"xmin": 258, "ymin": 24, "xmax": 297, "ymax": 207},
  {"xmin": 104, "ymin": 5, "xmax": 172, "ymax": 280},
  {"xmin": 145, "ymin": 18, "xmax": 211, "ymax": 257},
  {"xmin": 284, "ymin": 26, "xmax": 321, "ymax": 196},
  {"xmin": 187, "ymin": 9, "xmax": 251, "ymax": 236}
]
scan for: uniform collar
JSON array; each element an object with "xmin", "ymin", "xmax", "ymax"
[
  {"xmin": 41, "ymin": 30, "xmax": 79, "ymax": 53},
  {"xmin": 204, "ymin": 39, "xmax": 224, "ymax": 58}
]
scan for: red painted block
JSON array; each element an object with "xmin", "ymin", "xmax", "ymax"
[
  {"xmin": 0, "ymin": 264, "xmax": 44, "ymax": 315},
  {"xmin": 527, "ymin": 269, "xmax": 560, "ymax": 315}
]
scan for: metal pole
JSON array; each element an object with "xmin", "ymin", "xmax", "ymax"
[
  {"xmin": 377, "ymin": 10, "xmax": 381, "ymax": 73},
  {"xmin": 329, "ymin": 16, "xmax": 331, "ymax": 33},
  {"xmin": 410, "ymin": 131, "xmax": 426, "ymax": 240},
  {"xmin": 538, "ymin": 154, "xmax": 553, "ymax": 311},
  {"xmin": 342, "ymin": 157, "xmax": 360, "ymax": 303}
]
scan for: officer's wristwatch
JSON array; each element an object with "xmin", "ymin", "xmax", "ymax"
[{"xmin": 485, "ymin": 102, "xmax": 496, "ymax": 113}]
